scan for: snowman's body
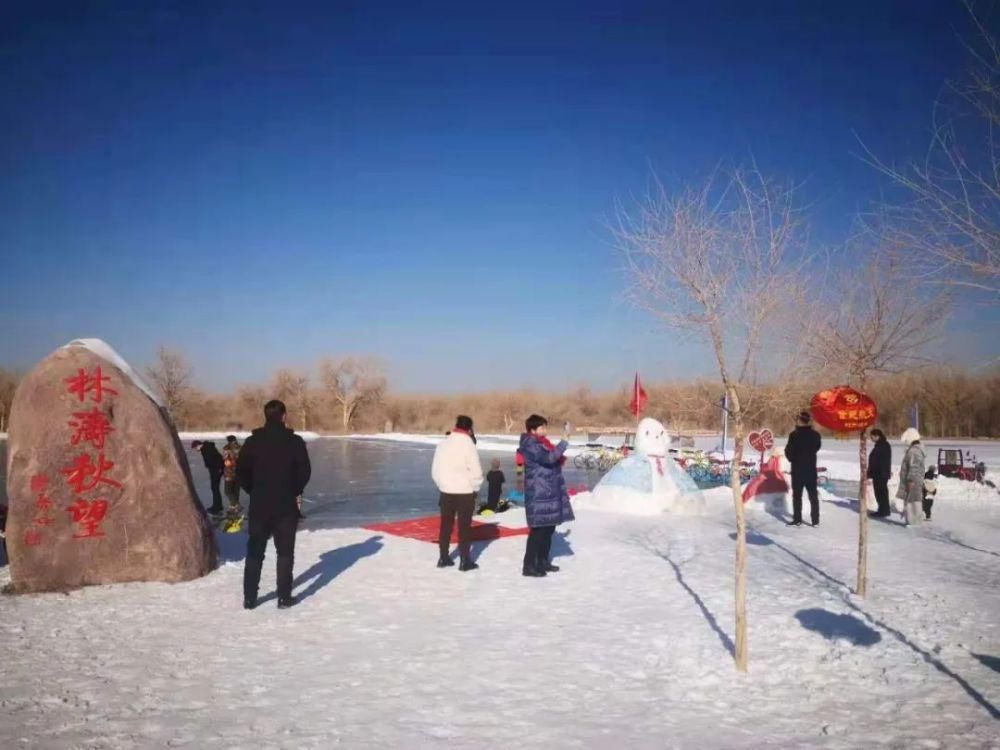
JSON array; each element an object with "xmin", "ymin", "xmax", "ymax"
[{"xmin": 586, "ymin": 418, "xmax": 703, "ymax": 515}]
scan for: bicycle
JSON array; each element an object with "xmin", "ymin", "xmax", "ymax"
[{"xmin": 573, "ymin": 447, "xmax": 625, "ymax": 473}]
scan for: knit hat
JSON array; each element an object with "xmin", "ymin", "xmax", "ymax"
[{"xmin": 900, "ymin": 427, "xmax": 921, "ymax": 444}]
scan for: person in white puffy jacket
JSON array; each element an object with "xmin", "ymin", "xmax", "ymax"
[
  {"xmin": 896, "ymin": 427, "xmax": 926, "ymax": 526},
  {"xmin": 431, "ymin": 415, "xmax": 484, "ymax": 571}
]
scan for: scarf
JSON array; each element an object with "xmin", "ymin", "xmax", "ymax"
[{"xmin": 534, "ymin": 434, "xmax": 566, "ymax": 465}]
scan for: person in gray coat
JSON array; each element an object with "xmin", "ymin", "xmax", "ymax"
[{"xmin": 896, "ymin": 428, "xmax": 926, "ymax": 526}]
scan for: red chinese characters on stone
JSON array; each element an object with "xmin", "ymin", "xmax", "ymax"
[
  {"xmin": 66, "ymin": 499, "xmax": 109, "ymax": 539},
  {"xmin": 33, "ymin": 492, "xmax": 56, "ymax": 526},
  {"xmin": 60, "ymin": 368, "xmax": 122, "ymax": 542},
  {"xmin": 65, "ymin": 366, "xmax": 118, "ymax": 404},
  {"xmin": 24, "ymin": 474, "xmax": 56, "ymax": 545},
  {"xmin": 23, "ymin": 528, "xmax": 43, "ymax": 546},
  {"xmin": 60, "ymin": 452, "xmax": 123, "ymax": 495},
  {"xmin": 68, "ymin": 407, "xmax": 115, "ymax": 450}
]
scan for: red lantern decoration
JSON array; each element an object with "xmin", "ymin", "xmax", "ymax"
[{"xmin": 810, "ymin": 386, "xmax": 878, "ymax": 432}]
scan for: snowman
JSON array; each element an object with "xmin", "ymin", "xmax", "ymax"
[{"xmin": 586, "ymin": 417, "xmax": 703, "ymax": 515}]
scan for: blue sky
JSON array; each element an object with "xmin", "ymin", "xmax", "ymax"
[{"xmin": 1, "ymin": 0, "xmax": 995, "ymax": 392}]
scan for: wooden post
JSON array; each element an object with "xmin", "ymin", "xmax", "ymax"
[
  {"xmin": 856, "ymin": 427, "xmax": 870, "ymax": 597},
  {"xmin": 728, "ymin": 386, "xmax": 748, "ymax": 672}
]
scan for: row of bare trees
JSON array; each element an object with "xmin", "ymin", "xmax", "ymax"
[
  {"xmin": 1, "ymin": 351, "xmax": 994, "ymax": 437},
  {"xmin": 142, "ymin": 348, "xmax": 387, "ymax": 433},
  {"xmin": 137, "ymin": 345, "xmax": 1000, "ymax": 436},
  {"xmin": 0, "ymin": 367, "xmax": 20, "ymax": 433}
]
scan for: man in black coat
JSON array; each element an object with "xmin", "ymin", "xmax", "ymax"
[
  {"xmin": 237, "ymin": 399, "xmax": 312, "ymax": 610},
  {"xmin": 866, "ymin": 428, "xmax": 893, "ymax": 517},
  {"xmin": 784, "ymin": 411, "xmax": 822, "ymax": 526},
  {"xmin": 192, "ymin": 440, "xmax": 226, "ymax": 515}
]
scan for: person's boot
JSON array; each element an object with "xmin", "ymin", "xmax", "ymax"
[
  {"xmin": 243, "ymin": 556, "xmax": 263, "ymax": 610},
  {"xmin": 787, "ymin": 518, "xmax": 803, "ymax": 527},
  {"xmin": 276, "ymin": 554, "xmax": 295, "ymax": 607},
  {"xmin": 437, "ymin": 556, "xmax": 455, "ymax": 568},
  {"xmin": 539, "ymin": 559, "xmax": 560, "ymax": 573},
  {"xmin": 459, "ymin": 557, "xmax": 479, "ymax": 572},
  {"xmin": 522, "ymin": 563, "xmax": 546, "ymax": 577}
]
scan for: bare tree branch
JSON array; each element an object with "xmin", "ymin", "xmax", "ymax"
[
  {"xmin": 614, "ymin": 165, "xmax": 810, "ymax": 673},
  {"xmin": 319, "ymin": 357, "xmax": 387, "ymax": 432},
  {"xmin": 145, "ymin": 346, "xmax": 193, "ymax": 424},
  {"xmin": 860, "ymin": 2, "xmax": 1000, "ymax": 299}
]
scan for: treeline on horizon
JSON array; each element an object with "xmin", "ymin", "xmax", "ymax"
[{"xmin": 4, "ymin": 361, "xmax": 995, "ymax": 439}]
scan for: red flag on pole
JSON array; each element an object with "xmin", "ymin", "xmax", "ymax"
[{"xmin": 629, "ymin": 372, "xmax": 648, "ymax": 417}]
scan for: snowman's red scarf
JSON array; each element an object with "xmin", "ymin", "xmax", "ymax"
[{"xmin": 533, "ymin": 434, "xmax": 567, "ymax": 466}]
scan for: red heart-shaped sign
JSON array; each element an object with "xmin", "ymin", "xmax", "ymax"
[{"xmin": 749, "ymin": 429, "xmax": 774, "ymax": 453}]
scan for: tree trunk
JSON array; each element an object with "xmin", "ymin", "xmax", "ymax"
[
  {"xmin": 342, "ymin": 401, "xmax": 351, "ymax": 432},
  {"xmin": 728, "ymin": 386, "xmax": 748, "ymax": 673},
  {"xmin": 857, "ymin": 428, "xmax": 870, "ymax": 597}
]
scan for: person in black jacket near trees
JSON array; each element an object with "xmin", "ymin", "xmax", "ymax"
[
  {"xmin": 867, "ymin": 428, "xmax": 892, "ymax": 518},
  {"xmin": 192, "ymin": 440, "xmax": 226, "ymax": 515},
  {"xmin": 237, "ymin": 400, "xmax": 312, "ymax": 610},
  {"xmin": 784, "ymin": 411, "xmax": 822, "ymax": 527}
]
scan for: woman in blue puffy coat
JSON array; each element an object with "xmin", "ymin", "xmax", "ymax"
[{"xmin": 519, "ymin": 414, "xmax": 574, "ymax": 577}]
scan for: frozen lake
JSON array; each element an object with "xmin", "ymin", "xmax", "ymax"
[
  {"xmin": 0, "ymin": 437, "xmax": 601, "ymax": 529},
  {"xmin": 2, "ymin": 435, "xmax": 996, "ymax": 529}
]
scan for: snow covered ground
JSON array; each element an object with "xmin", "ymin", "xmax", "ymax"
[{"xmin": 2, "ymin": 481, "xmax": 999, "ymax": 748}]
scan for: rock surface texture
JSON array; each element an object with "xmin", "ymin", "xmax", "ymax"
[{"xmin": 5, "ymin": 339, "xmax": 216, "ymax": 592}]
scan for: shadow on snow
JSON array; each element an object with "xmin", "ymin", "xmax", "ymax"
[
  {"xmin": 256, "ymin": 534, "xmax": 385, "ymax": 606},
  {"xmin": 752, "ymin": 525, "xmax": 1000, "ymax": 721},
  {"xmin": 794, "ymin": 608, "xmax": 881, "ymax": 647}
]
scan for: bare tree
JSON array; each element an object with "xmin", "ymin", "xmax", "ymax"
[
  {"xmin": 271, "ymin": 369, "xmax": 314, "ymax": 431},
  {"xmin": 237, "ymin": 385, "xmax": 269, "ymax": 428},
  {"xmin": 145, "ymin": 346, "xmax": 193, "ymax": 423},
  {"xmin": 0, "ymin": 367, "xmax": 21, "ymax": 433},
  {"xmin": 806, "ymin": 248, "xmax": 949, "ymax": 596},
  {"xmin": 615, "ymin": 166, "xmax": 808, "ymax": 672},
  {"xmin": 863, "ymin": 1, "xmax": 1000, "ymax": 298},
  {"xmin": 319, "ymin": 357, "xmax": 387, "ymax": 432}
]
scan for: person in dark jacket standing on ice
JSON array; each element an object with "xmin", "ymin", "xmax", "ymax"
[
  {"xmin": 191, "ymin": 440, "xmax": 226, "ymax": 515},
  {"xmin": 237, "ymin": 400, "xmax": 312, "ymax": 610},
  {"xmin": 866, "ymin": 428, "xmax": 892, "ymax": 518},
  {"xmin": 520, "ymin": 414, "xmax": 574, "ymax": 577},
  {"xmin": 784, "ymin": 411, "xmax": 822, "ymax": 527}
]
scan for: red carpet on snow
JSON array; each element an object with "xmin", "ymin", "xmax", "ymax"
[{"xmin": 364, "ymin": 514, "xmax": 529, "ymax": 543}]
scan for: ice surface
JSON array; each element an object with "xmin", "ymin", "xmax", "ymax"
[{"xmin": 179, "ymin": 431, "xmax": 323, "ymax": 443}]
